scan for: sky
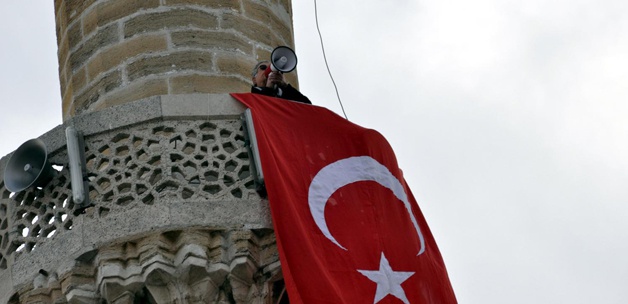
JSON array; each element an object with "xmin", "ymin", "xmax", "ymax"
[{"xmin": 1, "ymin": 1, "xmax": 628, "ymax": 303}]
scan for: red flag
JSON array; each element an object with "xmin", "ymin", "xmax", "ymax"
[{"xmin": 232, "ymin": 93, "xmax": 457, "ymax": 304}]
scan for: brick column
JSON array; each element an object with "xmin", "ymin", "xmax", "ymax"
[{"xmin": 54, "ymin": 0, "xmax": 297, "ymax": 120}]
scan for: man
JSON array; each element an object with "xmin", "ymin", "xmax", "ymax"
[{"xmin": 251, "ymin": 61, "xmax": 312, "ymax": 104}]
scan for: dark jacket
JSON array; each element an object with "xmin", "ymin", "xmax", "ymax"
[{"xmin": 251, "ymin": 84, "xmax": 312, "ymax": 104}]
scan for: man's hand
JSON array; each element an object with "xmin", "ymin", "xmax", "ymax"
[{"xmin": 266, "ymin": 71, "xmax": 287, "ymax": 88}]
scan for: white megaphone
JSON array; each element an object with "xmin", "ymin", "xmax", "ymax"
[{"xmin": 264, "ymin": 46, "xmax": 298, "ymax": 77}]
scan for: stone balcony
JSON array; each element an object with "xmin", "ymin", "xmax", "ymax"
[{"xmin": 0, "ymin": 94, "xmax": 280, "ymax": 303}]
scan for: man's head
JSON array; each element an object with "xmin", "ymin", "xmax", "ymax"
[{"xmin": 252, "ymin": 61, "xmax": 270, "ymax": 87}]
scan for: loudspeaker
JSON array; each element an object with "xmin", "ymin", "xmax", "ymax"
[
  {"xmin": 66, "ymin": 126, "xmax": 89, "ymax": 207},
  {"xmin": 265, "ymin": 46, "xmax": 298, "ymax": 76},
  {"xmin": 4, "ymin": 138, "xmax": 54, "ymax": 192}
]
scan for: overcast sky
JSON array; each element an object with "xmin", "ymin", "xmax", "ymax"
[{"xmin": 1, "ymin": 1, "xmax": 628, "ymax": 303}]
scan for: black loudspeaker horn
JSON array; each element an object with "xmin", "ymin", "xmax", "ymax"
[
  {"xmin": 4, "ymin": 138, "xmax": 54, "ymax": 192},
  {"xmin": 265, "ymin": 46, "xmax": 298, "ymax": 76}
]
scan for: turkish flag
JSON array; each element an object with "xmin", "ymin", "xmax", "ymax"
[{"xmin": 232, "ymin": 93, "xmax": 457, "ymax": 304}]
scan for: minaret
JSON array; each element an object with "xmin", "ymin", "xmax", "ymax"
[
  {"xmin": 56, "ymin": 0, "xmax": 299, "ymax": 119},
  {"xmin": 0, "ymin": 1, "xmax": 296, "ymax": 302}
]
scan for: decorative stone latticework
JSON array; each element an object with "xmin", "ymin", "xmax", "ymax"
[
  {"xmin": 0, "ymin": 94, "xmax": 283, "ymax": 303},
  {"xmin": 1, "ymin": 118, "xmax": 255, "ymax": 261}
]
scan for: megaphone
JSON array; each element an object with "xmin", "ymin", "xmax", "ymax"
[
  {"xmin": 4, "ymin": 138, "xmax": 55, "ymax": 192},
  {"xmin": 264, "ymin": 46, "xmax": 298, "ymax": 77}
]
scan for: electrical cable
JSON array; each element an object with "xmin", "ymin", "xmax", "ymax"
[{"xmin": 314, "ymin": 0, "xmax": 348, "ymax": 120}]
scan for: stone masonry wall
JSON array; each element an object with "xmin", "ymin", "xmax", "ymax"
[{"xmin": 55, "ymin": 0, "xmax": 298, "ymax": 120}]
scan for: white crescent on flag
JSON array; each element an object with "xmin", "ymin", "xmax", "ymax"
[{"xmin": 307, "ymin": 156, "xmax": 426, "ymax": 255}]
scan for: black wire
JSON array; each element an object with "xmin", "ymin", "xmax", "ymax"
[{"xmin": 314, "ymin": 0, "xmax": 348, "ymax": 120}]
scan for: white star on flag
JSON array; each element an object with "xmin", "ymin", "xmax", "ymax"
[{"xmin": 358, "ymin": 253, "xmax": 415, "ymax": 304}]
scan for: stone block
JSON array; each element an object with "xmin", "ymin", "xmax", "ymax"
[
  {"xmin": 65, "ymin": 288, "xmax": 99, "ymax": 304},
  {"xmin": 60, "ymin": 271, "xmax": 96, "ymax": 295},
  {"xmin": 57, "ymin": 39, "xmax": 70, "ymax": 86},
  {"xmin": 67, "ymin": 21, "xmax": 83, "ymax": 53},
  {"xmin": 74, "ymin": 70, "xmax": 123, "ymax": 115},
  {"xmin": 83, "ymin": 204, "xmax": 171, "ymax": 249},
  {"xmin": 124, "ymin": 8, "xmax": 219, "ymax": 38},
  {"xmin": 254, "ymin": 46, "xmax": 272, "ymax": 62},
  {"xmin": 268, "ymin": 20, "xmax": 294, "ymax": 47},
  {"xmin": 242, "ymin": 1, "xmax": 293, "ymax": 46},
  {"xmin": 127, "ymin": 50, "xmax": 213, "ymax": 81},
  {"xmin": 72, "ymin": 66, "xmax": 87, "ymax": 93},
  {"xmin": 137, "ymin": 234, "xmax": 173, "ymax": 253},
  {"xmin": 65, "ymin": 65, "xmax": 76, "ymax": 91},
  {"xmin": 278, "ymin": 0, "xmax": 292, "ymax": 15},
  {"xmin": 55, "ymin": 2, "xmax": 67, "ymax": 46},
  {"xmin": 242, "ymin": 1, "xmax": 272, "ymax": 25},
  {"xmin": 165, "ymin": 0, "xmax": 241, "ymax": 11},
  {"xmin": 23, "ymin": 289, "xmax": 53, "ymax": 303},
  {"xmin": 171, "ymin": 30, "xmax": 253, "ymax": 55},
  {"xmin": 70, "ymin": 96, "xmax": 163, "ymax": 136},
  {"xmin": 204, "ymin": 94, "xmax": 247, "ymax": 118},
  {"xmin": 111, "ymin": 292, "xmax": 136, "ymax": 304},
  {"xmin": 83, "ymin": 0, "xmax": 160, "ymax": 36},
  {"xmin": 82, "ymin": 10, "xmax": 97, "ymax": 37},
  {"xmin": 215, "ymin": 52, "xmax": 258, "ymax": 79},
  {"xmin": 173, "ymin": 243, "xmax": 207, "ymax": 269},
  {"xmin": 167, "ymin": 200, "xmax": 271, "ymax": 230},
  {"xmin": 62, "ymin": 79, "xmax": 75, "ymax": 120},
  {"xmin": 228, "ymin": 231, "xmax": 259, "ymax": 262},
  {"xmin": 240, "ymin": 0, "xmax": 293, "ymax": 48},
  {"xmin": 62, "ymin": 0, "xmax": 97, "ymax": 27},
  {"xmin": 54, "ymin": 0, "xmax": 63, "ymax": 15},
  {"xmin": 69, "ymin": 24, "xmax": 120, "ymax": 72},
  {"xmin": 160, "ymin": 94, "xmax": 212, "ymax": 119},
  {"xmin": 221, "ymin": 12, "xmax": 272, "ymax": 46},
  {"xmin": 229, "ymin": 256, "xmax": 257, "ymax": 284},
  {"xmin": 87, "ymin": 34, "xmax": 168, "ymax": 81},
  {"xmin": 258, "ymin": 244, "xmax": 279, "ymax": 268},
  {"xmin": 95, "ymin": 78, "xmax": 169, "ymax": 112},
  {"xmin": 207, "ymin": 261, "xmax": 229, "ymax": 281},
  {"xmin": 270, "ymin": 30, "xmax": 293, "ymax": 51},
  {"xmin": 170, "ymin": 74, "xmax": 250, "ymax": 95}
]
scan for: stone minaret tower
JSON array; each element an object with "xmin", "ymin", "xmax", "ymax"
[{"xmin": 0, "ymin": 1, "xmax": 297, "ymax": 302}]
